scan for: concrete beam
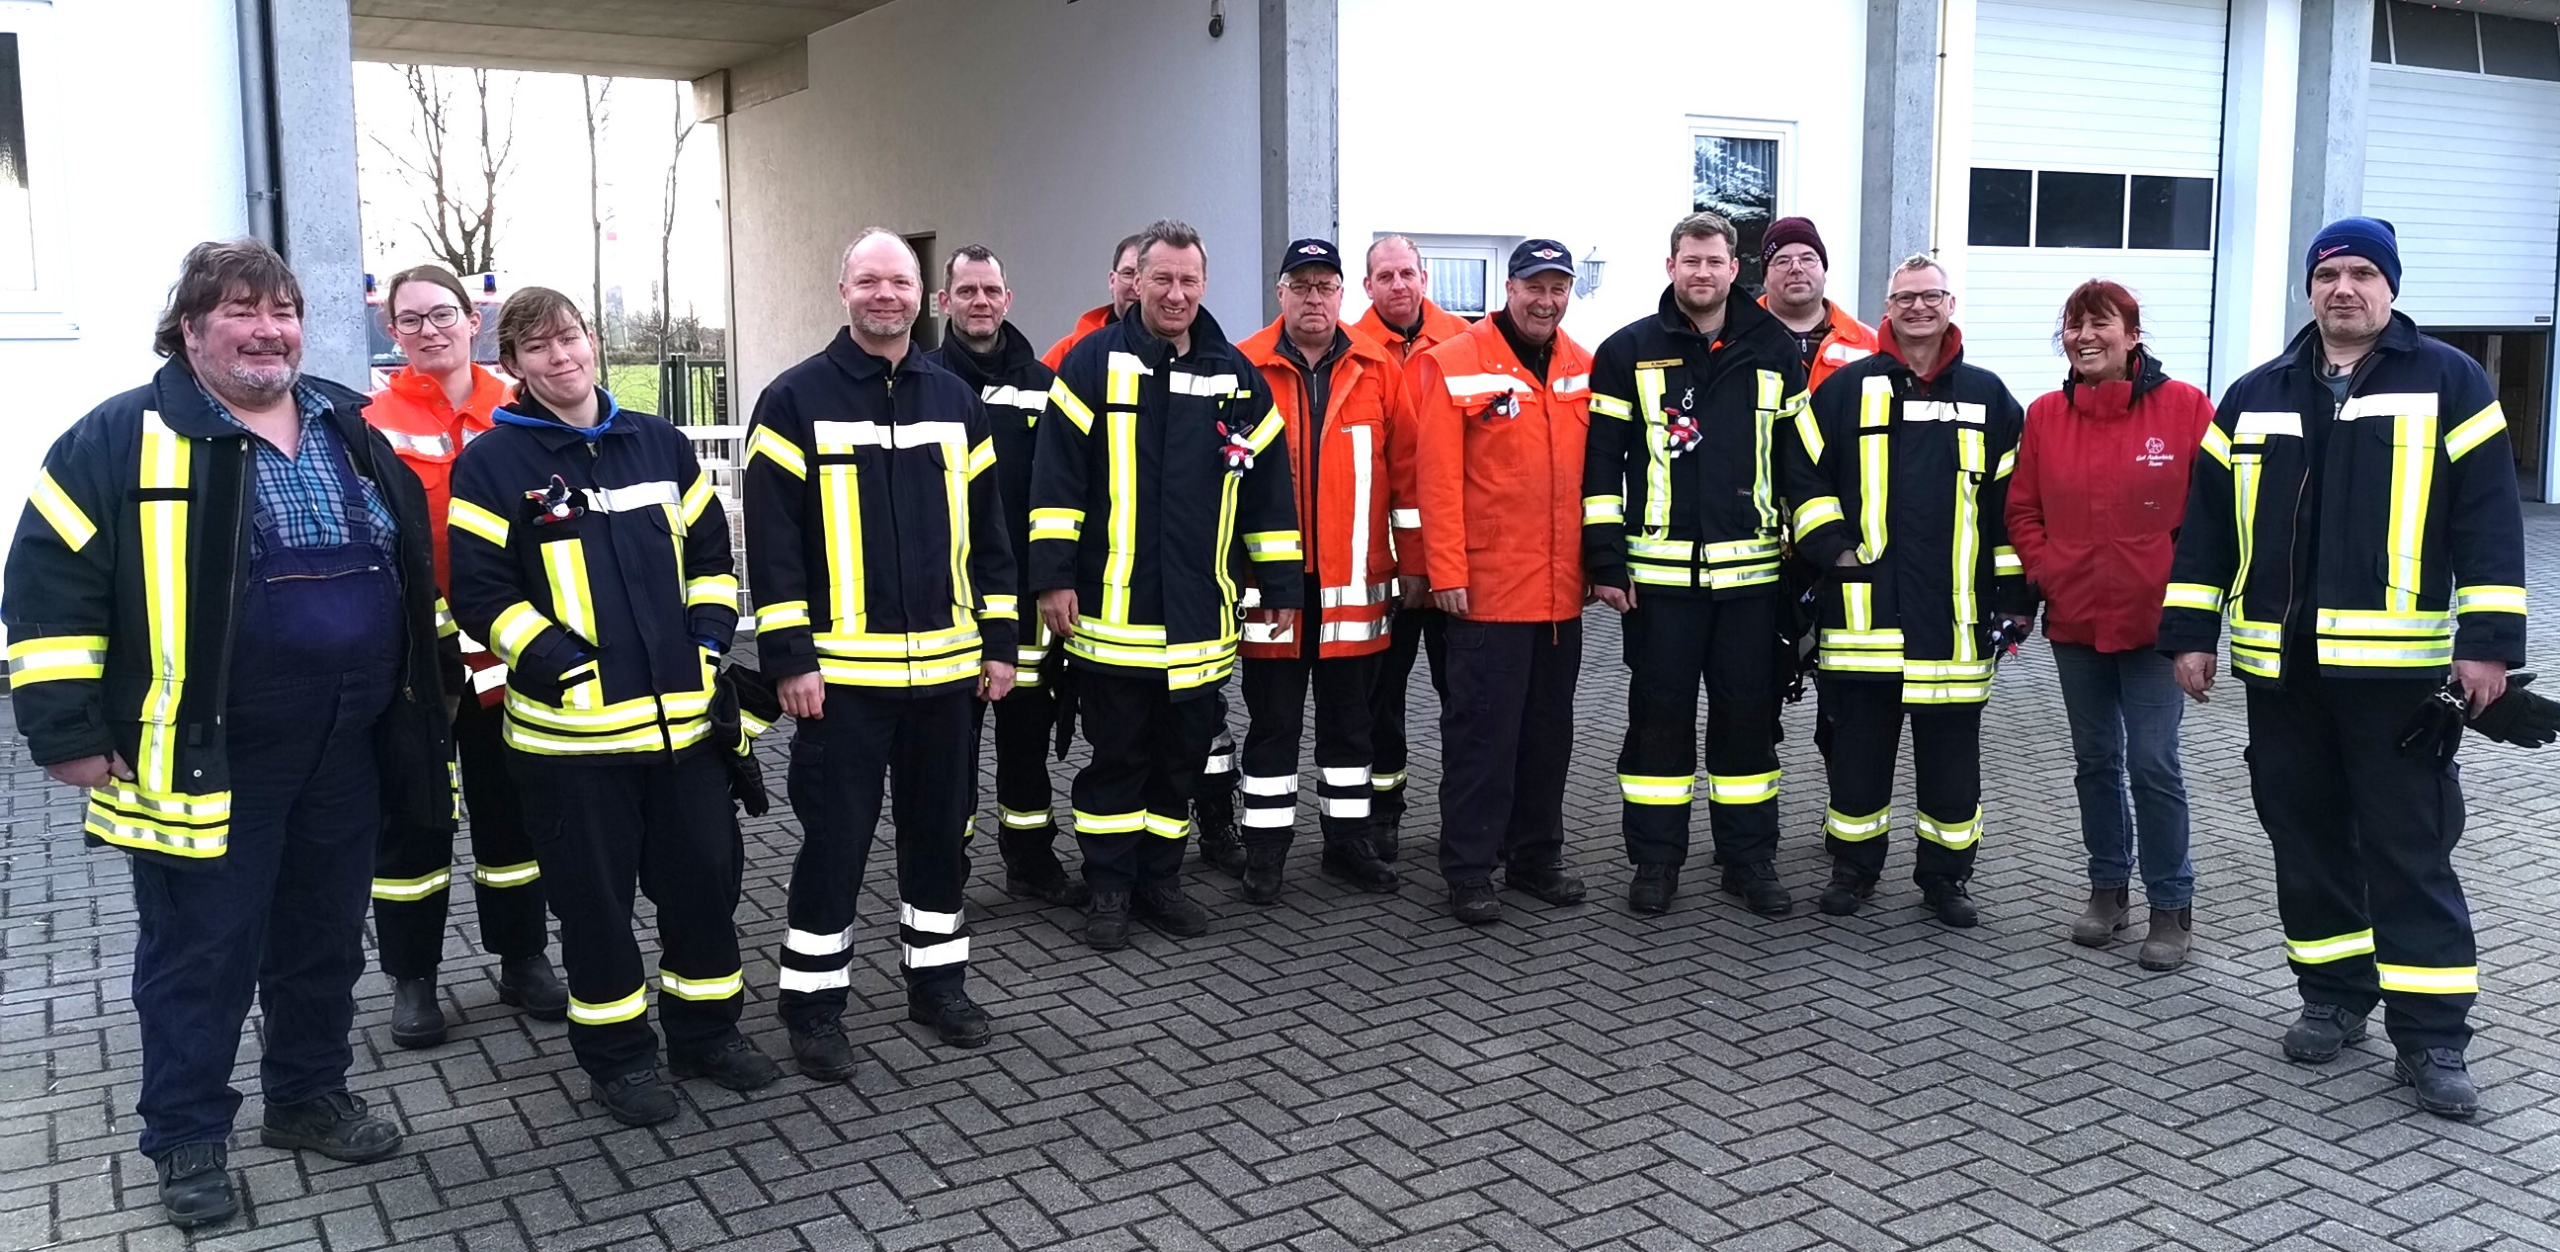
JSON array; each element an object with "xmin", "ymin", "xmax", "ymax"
[
  {"xmin": 1860, "ymin": 0, "xmax": 1939, "ymax": 320},
  {"xmin": 2212, "ymin": 0, "xmax": 2304, "ymax": 393},
  {"xmin": 259, "ymin": 0, "xmax": 370, "ymax": 389},
  {"xmin": 1260, "ymin": 0, "xmax": 1337, "ymax": 323},
  {"xmin": 2285, "ymin": 0, "xmax": 2374, "ymax": 336}
]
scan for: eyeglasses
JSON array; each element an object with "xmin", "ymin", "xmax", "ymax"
[
  {"xmin": 1885, "ymin": 289, "xmax": 1951, "ymax": 309},
  {"xmin": 1768, "ymin": 254, "xmax": 1824, "ymax": 272},
  {"xmin": 1283, "ymin": 280, "xmax": 1344, "ymax": 297},
  {"xmin": 393, "ymin": 305, "xmax": 466, "ymax": 334}
]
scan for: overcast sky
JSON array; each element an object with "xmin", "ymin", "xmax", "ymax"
[{"xmin": 353, "ymin": 64, "xmax": 727, "ymax": 330}]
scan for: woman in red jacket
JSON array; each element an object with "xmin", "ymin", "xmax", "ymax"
[{"xmin": 2008, "ymin": 281, "xmax": 2215, "ymax": 971}]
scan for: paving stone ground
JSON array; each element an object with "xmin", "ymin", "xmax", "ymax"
[{"xmin": 4, "ymin": 507, "xmax": 2557, "ymax": 1252}]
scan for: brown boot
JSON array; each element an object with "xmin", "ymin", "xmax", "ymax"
[
  {"xmin": 2070, "ymin": 885, "xmax": 2130, "ymax": 947},
  {"xmin": 2137, "ymin": 906, "xmax": 2193, "ymax": 971}
]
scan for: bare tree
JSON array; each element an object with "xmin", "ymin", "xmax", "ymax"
[
  {"xmin": 370, "ymin": 65, "xmax": 516, "ymax": 276},
  {"xmin": 582, "ymin": 74, "xmax": 612, "ymax": 376},
  {"xmin": 656, "ymin": 80, "xmax": 696, "ymax": 362}
]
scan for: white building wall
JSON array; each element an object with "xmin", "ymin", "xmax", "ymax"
[
  {"xmin": 0, "ymin": 0, "xmax": 248, "ymax": 600},
  {"xmin": 720, "ymin": 0, "xmax": 1263, "ymax": 404},
  {"xmin": 1336, "ymin": 0, "xmax": 1870, "ymax": 349}
]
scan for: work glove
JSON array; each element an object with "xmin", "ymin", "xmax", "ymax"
[
  {"xmin": 1050, "ymin": 651, "xmax": 1079, "ymax": 760},
  {"xmin": 712, "ymin": 666, "xmax": 781, "ymax": 817},
  {"xmin": 2469, "ymin": 672, "xmax": 2557, "ymax": 749}
]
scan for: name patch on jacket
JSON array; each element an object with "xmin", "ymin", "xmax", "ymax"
[{"xmin": 1635, "ymin": 358, "xmax": 1685, "ymax": 370}]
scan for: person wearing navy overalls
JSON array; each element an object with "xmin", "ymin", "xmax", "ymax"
[{"xmin": 5, "ymin": 239, "xmax": 460, "ymax": 1229}]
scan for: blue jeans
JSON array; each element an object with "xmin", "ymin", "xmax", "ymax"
[{"xmin": 2050, "ymin": 643, "xmax": 2194, "ymax": 909}]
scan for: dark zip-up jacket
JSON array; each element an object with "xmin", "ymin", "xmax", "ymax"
[
  {"xmin": 1030, "ymin": 307, "xmax": 1304, "ymax": 698},
  {"xmin": 5, "ymin": 358, "xmax": 458, "ymax": 864},
  {"xmin": 2158, "ymin": 312, "xmax": 2527, "ymax": 683},
  {"xmin": 924, "ymin": 322, "xmax": 1047, "ymax": 682},
  {"xmin": 744, "ymin": 328, "xmax": 1017, "ymax": 694},
  {"xmin": 1584, "ymin": 286, "xmax": 1810, "ymax": 597},
  {"xmin": 447, "ymin": 390, "xmax": 737, "ymax": 757}
]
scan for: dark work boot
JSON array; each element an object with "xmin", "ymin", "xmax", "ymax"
[
  {"xmin": 1721, "ymin": 860, "xmax": 1791, "ymax": 917},
  {"xmin": 1817, "ymin": 858, "xmax": 1877, "ymax": 916},
  {"xmin": 1919, "ymin": 876, "xmax": 1980, "ymax": 928},
  {"xmin": 390, "ymin": 976, "xmax": 445, "ymax": 1050},
  {"xmin": 1628, "ymin": 864, "xmax": 1677, "ymax": 914},
  {"xmin": 1240, "ymin": 844, "xmax": 1286, "ymax": 904},
  {"xmin": 593, "ymin": 1069, "xmax": 679, "ymax": 1127},
  {"xmin": 1195, "ymin": 788, "xmax": 1247, "ymax": 876},
  {"xmin": 670, "ymin": 1034, "xmax": 782, "ymax": 1091},
  {"xmin": 2281, "ymin": 1003, "xmax": 2369, "ymax": 1063},
  {"xmin": 2395, "ymin": 1048, "xmax": 2479, "ymax": 1120},
  {"xmin": 1372, "ymin": 811, "xmax": 1402, "ymax": 862},
  {"xmin": 908, "ymin": 988, "xmax": 994, "ymax": 1049},
  {"xmin": 497, "ymin": 954, "xmax": 570, "ymax": 1022},
  {"xmin": 260, "ymin": 1090, "xmax": 404, "ymax": 1162},
  {"xmin": 2071, "ymin": 885, "xmax": 2133, "ymax": 947},
  {"xmin": 1001, "ymin": 827, "xmax": 1092, "ymax": 907},
  {"xmin": 155, "ymin": 1142, "xmax": 237, "ymax": 1229},
  {"xmin": 1320, "ymin": 836, "xmax": 1401, "ymax": 893},
  {"xmin": 1504, "ymin": 864, "xmax": 1587, "ymax": 907},
  {"xmin": 1085, "ymin": 890, "xmax": 1133, "ymax": 952},
  {"xmin": 1134, "ymin": 881, "xmax": 1212, "ymax": 937},
  {"xmin": 788, "ymin": 1019, "xmax": 858, "ymax": 1082},
  {"xmin": 1448, "ymin": 880, "xmax": 1500, "ymax": 925}
]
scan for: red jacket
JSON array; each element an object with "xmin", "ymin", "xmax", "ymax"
[
  {"xmin": 1412, "ymin": 315, "xmax": 1594, "ymax": 622},
  {"xmin": 1040, "ymin": 304, "xmax": 1118, "ymax": 370},
  {"xmin": 2007, "ymin": 350, "xmax": 2216, "ymax": 653},
  {"xmin": 1236, "ymin": 320, "xmax": 1420, "ymax": 658}
]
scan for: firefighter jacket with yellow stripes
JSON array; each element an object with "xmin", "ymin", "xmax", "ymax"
[
  {"xmin": 2157, "ymin": 313, "xmax": 2527, "ymax": 683},
  {"xmin": 923, "ymin": 322, "xmax": 1048, "ymax": 684},
  {"xmin": 1784, "ymin": 326, "xmax": 2033, "ymax": 704},
  {"xmin": 447, "ymin": 391, "xmax": 739, "ymax": 757},
  {"xmin": 1029, "ymin": 307, "xmax": 1304, "ymax": 698},
  {"xmin": 742, "ymin": 329, "xmax": 1018, "ymax": 694},
  {"xmin": 4, "ymin": 359, "xmax": 460, "ymax": 864},
  {"xmin": 1584, "ymin": 286, "xmax": 1809, "ymax": 599}
]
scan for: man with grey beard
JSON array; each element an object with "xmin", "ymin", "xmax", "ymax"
[{"xmin": 4, "ymin": 238, "xmax": 457, "ymax": 1228}]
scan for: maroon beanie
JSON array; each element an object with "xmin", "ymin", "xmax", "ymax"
[{"xmin": 1761, "ymin": 217, "xmax": 1827, "ymax": 268}]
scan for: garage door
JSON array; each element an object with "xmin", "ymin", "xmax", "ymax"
[
  {"xmin": 1962, "ymin": 0, "xmax": 2227, "ymax": 405},
  {"xmin": 2365, "ymin": 67, "xmax": 2560, "ymax": 329}
]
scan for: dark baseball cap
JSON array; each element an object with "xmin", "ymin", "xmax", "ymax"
[
  {"xmin": 1509, "ymin": 239, "xmax": 1574, "ymax": 278},
  {"xmin": 1279, "ymin": 238, "xmax": 1343, "ymax": 275}
]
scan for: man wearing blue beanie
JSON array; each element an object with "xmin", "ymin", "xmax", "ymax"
[{"xmin": 2159, "ymin": 215, "xmax": 2527, "ymax": 1121}]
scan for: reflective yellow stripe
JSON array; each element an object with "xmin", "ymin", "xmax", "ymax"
[
  {"xmin": 1145, "ymin": 811, "xmax": 1189, "ymax": 839},
  {"xmin": 1029, "ymin": 507, "xmax": 1084, "ymax": 542},
  {"xmin": 659, "ymin": 968, "xmax": 745, "ymax": 1001},
  {"xmin": 1951, "ymin": 429, "xmax": 1983, "ymax": 626},
  {"xmin": 1105, "ymin": 352, "xmax": 1148, "ymax": 406},
  {"xmin": 2381, "ymin": 413, "xmax": 2437, "ymax": 611},
  {"xmin": 820, "ymin": 462, "xmax": 864, "ymax": 632},
  {"xmin": 2442, "ymin": 402, "xmax": 2506, "ymax": 462},
  {"xmin": 371, "ymin": 869, "xmax": 452, "ymax": 901},
  {"xmin": 1049, "ymin": 378, "xmax": 1096, "ymax": 434},
  {"xmin": 965, "ymin": 437, "xmax": 998, "ymax": 480},
  {"xmin": 2376, "ymin": 963, "xmax": 2478, "ymax": 995},
  {"xmin": 2316, "ymin": 609, "xmax": 2451, "ymax": 638},
  {"xmin": 815, "ymin": 623, "xmax": 981, "ymax": 657},
  {"xmin": 1589, "ymin": 391, "xmax": 1635, "ymax": 420},
  {"xmin": 756, "ymin": 599, "xmax": 810, "ymax": 633},
  {"xmin": 2316, "ymin": 639, "xmax": 2453, "ymax": 668},
  {"xmin": 1243, "ymin": 530, "xmax": 1303, "ymax": 561},
  {"xmin": 1101, "ymin": 412, "xmax": 1138, "ymax": 622},
  {"xmin": 28, "ymin": 469, "xmax": 97, "ymax": 551},
  {"xmin": 1825, "ymin": 805, "xmax": 1890, "ymax": 841},
  {"xmin": 686, "ymin": 573, "xmax": 740, "ymax": 611},
  {"xmin": 134, "ymin": 412, "xmax": 190, "ymax": 792},
  {"xmin": 490, "ymin": 601, "xmax": 554, "ymax": 666},
  {"xmin": 85, "ymin": 782, "xmax": 231, "ymax": 858},
  {"xmin": 1991, "ymin": 545, "xmax": 2020, "ymax": 576},
  {"xmin": 1914, "ymin": 807, "xmax": 1982, "ymax": 849},
  {"xmin": 1074, "ymin": 808, "xmax": 1148, "ymax": 834},
  {"xmin": 1751, "ymin": 370, "xmax": 1781, "ymax": 532},
  {"xmin": 999, "ymin": 806, "xmax": 1052, "ymax": 830},
  {"xmin": 680, "ymin": 471, "xmax": 718, "ymax": 527},
  {"xmin": 539, "ymin": 540, "xmax": 599, "ymax": 643},
  {"xmin": 1242, "ymin": 409, "xmax": 1285, "ymax": 456},
  {"xmin": 983, "ymin": 593, "xmax": 1019, "ymax": 620},
  {"xmin": 568, "ymin": 988, "xmax": 648, "ymax": 1025},
  {"xmin": 1856, "ymin": 430, "xmax": 1889, "ymax": 562},
  {"xmin": 745, "ymin": 426, "xmax": 808, "ymax": 479},
  {"xmin": 7, "ymin": 635, "xmax": 108, "ymax": 685},
  {"xmin": 1858, "ymin": 375, "xmax": 1892, "ymax": 429},
  {"xmin": 2452, "ymin": 584, "xmax": 2526, "ymax": 616},
  {"xmin": 448, "ymin": 497, "xmax": 511, "ymax": 547},
  {"xmin": 2163, "ymin": 582, "xmax": 2223, "ymax": 613},
  {"xmin": 2228, "ymin": 451, "xmax": 2262, "ymax": 626},
  {"xmin": 2285, "ymin": 929, "xmax": 2375, "ymax": 964},
  {"xmin": 1618, "ymin": 773, "xmax": 1693, "ymax": 805},
  {"xmin": 1636, "ymin": 366, "xmax": 1673, "ymax": 532},
  {"xmin": 1794, "ymin": 400, "xmax": 1827, "ymax": 466},
  {"xmin": 473, "ymin": 860, "xmax": 542, "ymax": 888},
  {"xmin": 1705, "ymin": 769, "xmax": 1779, "ymax": 805},
  {"xmin": 1792, "ymin": 495, "xmax": 1844, "ymax": 535},
  {"xmin": 1584, "ymin": 494, "xmax": 1624, "ymax": 525}
]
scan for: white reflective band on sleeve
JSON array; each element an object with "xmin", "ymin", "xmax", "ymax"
[
  {"xmin": 785, "ymin": 925, "xmax": 857, "ymax": 957},
  {"xmin": 903, "ymin": 937, "xmax": 971, "ymax": 968},
  {"xmin": 898, "ymin": 903, "xmax": 965, "ymax": 935},
  {"xmin": 1391, "ymin": 508, "xmax": 1421, "ymax": 529}
]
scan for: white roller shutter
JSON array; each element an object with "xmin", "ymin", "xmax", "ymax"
[
  {"xmin": 2365, "ymin": 67, "xmax": 2560, "ymax": 329},
  {"xmin": 1965, "ymin": 0, "xmax": 2227, "ymax": 405}
]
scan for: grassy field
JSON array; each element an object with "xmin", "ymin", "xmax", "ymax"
[{"xmin": 604, "ymin": 363, "xmax": 660, "ymax": 415}]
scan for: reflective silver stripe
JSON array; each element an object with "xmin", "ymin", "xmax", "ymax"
[
  {"xmin": 785, "ymin": 926, "xmax": 856, "ymax": 957},
  {"xmin": 583, "ymin": 480, "xmax": 681, "ymax": 513},
  {"xmin": 811, "ymin": 419, "xmax": 970, "ymax": 450},
  {"xmin": 1348, "ymin": 424, "xmax": 1374, "ymax": 598},
  {"xmin": 898, "ymin": 903, "xmax": 964, "ymax": 934},
  {"xmin": 1319, "ymin": 581, "xmax": 1397, "ymax": 608},
  {"xmin": 904, "ymin": 937, "xmax": 971, "ymax": 968}
]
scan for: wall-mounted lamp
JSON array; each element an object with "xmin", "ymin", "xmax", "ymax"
[{"xmin": 1574, "ymin": 247, "xmax": 1606, "ymax": 300}]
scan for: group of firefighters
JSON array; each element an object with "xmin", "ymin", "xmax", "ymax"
[{"xmin": 3, "ymin": 206, "xmax": 2546, "ymax": 1229}]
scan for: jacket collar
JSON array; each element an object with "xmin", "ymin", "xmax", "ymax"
[
  {"xmin": 385, "ymin": 363, "xmax": 508, "ymax": 426},
  {"xmin": 824, "ymin": 324, "xmax": 942, "ymax": 384},
  {"xmin": 1115, "ymin": 305, "xmax": 1238, "ymax": 369},
  {"xmin": 493, "ymin": 387, "xmax": 628, "ymax": 445},
  {"xmin": 933, "ymin": 320, "xmax": 1040, "ymax": 389},
  {"xmin": 2283, "ymin": 309, "xmax": 2423, "ymax": 376},
  {"xmin": 152, "ymin": 357, "xmax": 373, "ymax": 442},
  {"xmin": 1654, "ymin": 283, "xmax": 1790, "ymax": 353},
  {"xmin": 2059, "ymin": 346, "xmax": 2173, "ymax": 412},
  {"xmin": 1875, "ymin": 322, "xmax": 1966, "ymax": 384},
  {"xmin": 1241, "ymin": 316, "xmax": 1383, "ymax": 376}
]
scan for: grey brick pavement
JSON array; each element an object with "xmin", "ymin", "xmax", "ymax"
[{"xmin": 4, "ymin": 508, "xmax": 2557, "ymax": 1252}]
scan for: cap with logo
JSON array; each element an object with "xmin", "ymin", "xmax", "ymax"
[
  {"xmin": 1279, "ymin": 238, "xmax": 1343, "ymax": 276},
  {"xmin": 1509, "ymin": 239, "xmax": 1574, "ymax": 279}
]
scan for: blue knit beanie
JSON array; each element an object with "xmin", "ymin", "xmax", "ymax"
[{"xmin": 2306, "ymin": 216, "xmax": 2401, "ymax": 294}]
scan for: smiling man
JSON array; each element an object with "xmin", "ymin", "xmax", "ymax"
[{"xmin": 2159, "ymin": 216, "xmax": 2526, "ymax": 1120}]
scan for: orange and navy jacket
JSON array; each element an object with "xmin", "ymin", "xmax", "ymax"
[
  {"xmin": 1352, "ymin": 298, "xmax": 1472, "ymax": 370},
  {"xmin": 1235, "ymin": 318, "xmax": 1420, "ymax": 659},
  {"xmin": 1411, "ymin": 315, "xmax": 1595, "ymax": 623},
  {"xmin": 370, "ymin": 362, "xmax": 509, "ymax": 702},
  {"xmin": 1041, "ymin": 304, "xmax": 1119, "ymax": 371}
]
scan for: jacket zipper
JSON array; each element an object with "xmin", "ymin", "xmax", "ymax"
[{"xmin": 2272, "ymin": 351, "xmax": 2377, "ymax": 683}]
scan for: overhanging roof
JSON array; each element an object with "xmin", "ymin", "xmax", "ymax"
[{"xmin": 350, "ymin": 1, "xmax": 893, "ymax": 80}]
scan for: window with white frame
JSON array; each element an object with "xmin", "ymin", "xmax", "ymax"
[
  {"xmin": 1691, "ymin": 118, "xmax": 1794, "ymax": 291},
  {"xmin": 1386, "ymin": 235, "xmax": 1506, "ymax": 319},
  {"xmin": 0, "ymin": 0, "xmax": 63, "ymax": 335}
]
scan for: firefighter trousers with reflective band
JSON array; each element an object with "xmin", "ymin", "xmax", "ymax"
[
  {"xmin": 373, "ymin": 693, "xmax": 548, "ymax": 980},
  {"xmin": 1617, "ymin": 592, "xmax": 1781, "ymax": 869},
  {"xmin": 1074, "ymin": 671, "xmax": 1220, "ymax": 893},
  {"xmin": 2247, "ymin": 673, "xmax": 2476, "ymax": 1051},
  {"xmin": 1822, "ymin": 680, "xmax": 1982, "ymax": 884},
  {"xmin": 1239, "ymin": 648, "xmax": 1385, "ymax": 853},
  {"xmin": 973, "ymin": 683, "xmax": 1066, "ymax": 875},
  {"xmin": 1438, "ymin": 618, "xmax": 1581, "ymax": 885},
  {"xmin": 512, "ymin": 749, "xmax": 745, "ymax": 1078},
  {"xmin": 778, "ymin": 687, "xmax": 975, "ymax": 1029},
  {"xmin": 1199, "ymin": 689, "xmax": 1238, "ymax": 802},
  {"xmin": 131, "ymin": 536, "xmax": 400, "ymax": 1159},
  {"xmin": 1371, "ymin": 605, "xmax": 1449, "ymax": 832}
]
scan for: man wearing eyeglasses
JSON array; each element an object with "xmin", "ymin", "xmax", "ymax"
[
  {"xmin": 1782, "ymin": 254, "xmax": 2031, "ymax": 929},
  {"xmin": 1042, "ymin": 233, "xmax": 1144, "ymax": 370},
  {"xmin": 1755, "ymin": 218, "xmax": 1877, "ymax": 397},
  {"xmin": 1222, "ymin": 239, "xmax": 1417, "ymax": 902}
]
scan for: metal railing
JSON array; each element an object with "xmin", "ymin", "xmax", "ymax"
[{"xmin": 658, "ymin": 355, "xmax": 730, "ymax": 427}]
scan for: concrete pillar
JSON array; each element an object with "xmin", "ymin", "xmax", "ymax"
[
  {"xmin": 1860, "ymin": 0, "xmax": 1940, "ymax": 320},
  {"xmin": 238, "ymin": 0, "xmax": 367, "ymax": 389},
  {"xmin": 1260, "ymin": 0, "xmax": 1337, "ymax": 323},
  {"xmin": 2212, "ymin": 0, "xmax": 2304, "ymax": 393},
  {"xmin": 2284, "ymin": 0, "xmax": 2374, "ymax": 337}
]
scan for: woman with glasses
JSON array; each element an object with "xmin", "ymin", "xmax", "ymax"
[
  {"xmin": 365, "ymin": 264, "xmax": 569, "ymax": 1048},
  {"xmin": 2005, "ymin": 280, "xmax": 2215, "ymax": 970}
]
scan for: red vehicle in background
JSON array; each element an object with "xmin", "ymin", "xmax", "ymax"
[{"xmin": 366, "ymin": 270, "xmax": 509, "ymax": 390}]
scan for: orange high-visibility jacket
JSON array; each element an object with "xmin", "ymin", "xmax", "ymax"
[
  {"xmin": 1236, "ymin": 320, "xmax": 1422, "ymax": 659},
  {"xmin": 1353, "ymin": 298, "xmax": 1473, "ymax": 369},
  {"xmin": 1761, "ymin": 295, "xmax": 1879, "ymax": 397},
  {"xmin": 1411, "ymin": 316, "xmax": 1595, "ymax": 623},
  {"xmin": 369, "ymin": 363, "xmax": 509, "ymax": 701},
  {"xmin": 1040, "ymin": 304, "xmax": 1118, "ymax": 370}
]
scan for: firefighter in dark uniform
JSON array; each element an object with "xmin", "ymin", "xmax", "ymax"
[
  {"xmin": 1031, "ymin": 218, "xmax": 1305, "ymax": 950},
  {"xmin": 448, "ymin": 287, "xmax": 780, "ymax": 1127},
  {"xmin": 2161, "ymin": 218, "xmax": 2527, "ymax": 1119},
  {"xmin": 745, "ymin": 230, "xmax": 1019, "ymax": 1078},
  {"xmin": 924, "ymin": 243, "xmax": 1090, "ymax": 908},
  {"xmin": 1784, "ymin": 254, "xmax": 2032, "ymax": 929},
  {"xmin": 1585, "ymin": 212, "xmax": 1808, "ymax": 918},
  {"xmin": 6, "ymin": 240, "xmax": 453, "ymax": 1227}
]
